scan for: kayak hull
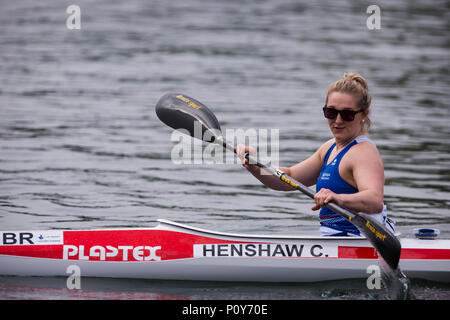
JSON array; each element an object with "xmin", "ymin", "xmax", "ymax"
[
  {"xmin": 0, "ymin": 255, "xmax": 379, "ymax": 282},
  {"xmin": 1, "ymin": 219, "xmax": 449, "ymax": 283}
]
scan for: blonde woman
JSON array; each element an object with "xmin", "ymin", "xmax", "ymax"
[{"xmin": 237, "ymin": 73, "xmax": 395, "ymax": 236}]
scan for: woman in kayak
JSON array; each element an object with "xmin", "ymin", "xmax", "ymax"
[{"xmin": 237, "ymin": 72, "xmax": 395, "ymax": 236}]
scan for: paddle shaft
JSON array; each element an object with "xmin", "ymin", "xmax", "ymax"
[{"xmin": 216, "ymin": 136, "xmax": 356, "ymax": 222}]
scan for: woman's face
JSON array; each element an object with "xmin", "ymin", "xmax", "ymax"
[{"xmin": 325, "ymin": 91, "xmax": 367, "ymax": 141}]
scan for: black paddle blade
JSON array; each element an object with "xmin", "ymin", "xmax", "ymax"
[
  {"xmin": 353, "ymin": 212, "xmax": 401, "ymax": 271},
  {"xmin": 155, "ymin": 93, "xmax": 222, "ymax": 142}
]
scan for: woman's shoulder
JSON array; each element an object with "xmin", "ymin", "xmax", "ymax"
[
  {"xmin": 315, "ymin": 138, "xmax": 335, "ymax": 161},
  {"xmin": 355, "ymin": 135, "xmax": 376, "ymax": 146},
  {"xmin": 347, "ymin": 136, "xmax": 382, "ymax": 160},
  {"xmin": 339, "ymin": 137, "xmax": 384, "ymax": 176}
]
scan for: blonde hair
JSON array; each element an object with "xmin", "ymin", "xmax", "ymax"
[{"xmin": 325, "ymin": 72, "xmax": 372, "ymax": 132}]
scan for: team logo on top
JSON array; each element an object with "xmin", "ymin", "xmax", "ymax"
[{"xmin": 321, "ymin": 172, "xmax": 331, "ymax": 180}]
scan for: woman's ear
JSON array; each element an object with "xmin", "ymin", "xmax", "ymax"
[{"xmin": 363, "ymin": 108, "xmax": 370, "ymax": 120}]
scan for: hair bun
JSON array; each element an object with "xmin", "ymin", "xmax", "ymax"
[{"xmin": 343, "ymin": 72, "xmax": 368, "ymax": 90}]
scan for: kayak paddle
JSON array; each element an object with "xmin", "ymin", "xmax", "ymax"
[{"xmin": 155, "ymin": 93, "xmax": 402, "ymax": 271}]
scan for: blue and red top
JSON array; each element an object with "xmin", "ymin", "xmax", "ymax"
[{"xmin": 316, "ymin": 136, "xmax": 374, "ymax": 236}]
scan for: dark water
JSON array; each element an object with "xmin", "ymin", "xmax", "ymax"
[
  {"xmin": 0, "ymin": 0, "xmax": 449, "ymax": 299},
  {"xmin": 1, "ymin": 276, "xmax": 449, "ymax": 300}
]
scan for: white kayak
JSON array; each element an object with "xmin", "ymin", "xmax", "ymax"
[{"xmin": 0, "ymin": 219, "xmax": 449, "ymax": 283}]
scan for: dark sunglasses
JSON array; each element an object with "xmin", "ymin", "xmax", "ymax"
[{"xmin": 323, "ymin": 106, "xmax": 362, "ymax": 121}]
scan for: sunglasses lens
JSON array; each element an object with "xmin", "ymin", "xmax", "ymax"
[
  {"xmin": 341, "ymin": 110, "xmax": 355, "ymax": 121},
  {"xmin": 323, "ymin": 107, "xmax": 338, "ymax": 119}
]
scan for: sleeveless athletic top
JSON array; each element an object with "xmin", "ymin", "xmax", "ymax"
[{"xmin": 316, "ymin": 136, "xmax": 375, "ymax": 236}]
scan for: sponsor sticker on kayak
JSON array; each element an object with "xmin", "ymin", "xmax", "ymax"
[
  {"xmin": 63, "ymin": 245, "xmax": 162, "ymax": 261},
  {"xmin": 193, "ymin": 243, "xmax": 338, "ymax": 258},
  {"xmin": 0, "ymin": 231, "xmax": 63, "ymax": 246}
]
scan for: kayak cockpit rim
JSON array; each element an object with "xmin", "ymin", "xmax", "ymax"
[{"xmin": 156, "ymin": 219, "xmax": 384, "ymax": 241}]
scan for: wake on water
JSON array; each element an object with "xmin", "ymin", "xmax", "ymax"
[{"xmin": 380, "ymin": 259, "xmax": 413, "ymax": 300}]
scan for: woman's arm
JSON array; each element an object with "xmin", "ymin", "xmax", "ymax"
[{"xmin": 236, "ymin": 141, "xmax": 331, "ymax": 191}]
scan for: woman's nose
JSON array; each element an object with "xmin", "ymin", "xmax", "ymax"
[{"xmin": 335, "ymin": 113, "xmax": 344, "ymax": 123}]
